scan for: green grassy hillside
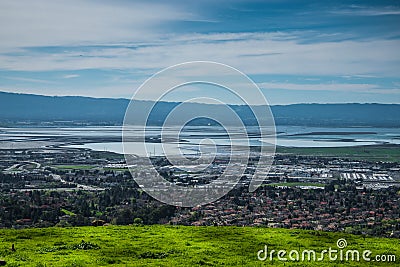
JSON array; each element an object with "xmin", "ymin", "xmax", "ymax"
[{"xmin": 0, "ymin": 226, "xmax": 399, "ymax": 266}]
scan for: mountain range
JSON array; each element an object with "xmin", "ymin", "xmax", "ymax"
[{"xmin": 0, "ymin": 91, "xmax": 398, "ymax": 127}]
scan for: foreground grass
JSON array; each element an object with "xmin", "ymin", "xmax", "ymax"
[
  {"xmin": 277, "ymin": 144, "xmax": 400, "ymax": 163},
  {"xmin": 0, "ymin": 226, "xmax": 399, "ymax": 266}
]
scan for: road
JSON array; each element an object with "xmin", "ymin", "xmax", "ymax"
[{"xmin": 51, "ymin": 174, "xmax": 105, "ymax": 191}]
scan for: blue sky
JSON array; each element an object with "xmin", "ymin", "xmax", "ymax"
[{"xmin": 0, "ymin": 0, "xmax": 399, "ymax": 104}]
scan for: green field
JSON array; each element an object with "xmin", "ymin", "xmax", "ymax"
[
  {"xmin": 52, "ymin": 165, "xmax": 95, "ymax": 170},
  {"xmin": 0, "ymin": 226, "xmax": 398, "ymax": 266},
  {"xmin": 277, "ymin": 144, "xmax": 400, "ymax": 163}
]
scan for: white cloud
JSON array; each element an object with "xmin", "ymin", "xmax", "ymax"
[
  {"xmin": 1, "ymin": 76, "xmax": 56, "ymax": 84},
  {"xmin": 0, "ymin": 0, "xmax": 193, "ymax": 48},
  {"xmin": 331, "ymin": 6, "xmax": 400, "ymax": 16},
  {"xmin": 0, "ymin": 1, "xmax": 399, "ymax": 103},
  {"xmin": 0, "ymin": 32, "xmax": 399, "ymax": 78},
  {"xmin": 0, "ymin": 1, "xmax": 399, "ymax": 78},
  {"xmin": 0, "ymin": 84, "xmax": 137, "ymax": 99},
  {"xmin": 63, "ymin": 74, "xmax": 80, "ymax": 79},
  {"xmin": 260, "ymin": 82, "xmax": 400, "ymax": 94}
]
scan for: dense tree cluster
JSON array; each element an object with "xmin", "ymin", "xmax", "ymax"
[{"xmin": 0, "ymin": 179, "xmax": 175, "ymax": 228}]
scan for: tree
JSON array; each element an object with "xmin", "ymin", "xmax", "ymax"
[{"xmin": 133, "ymin": 217, "xmax": 143, "ymax": 225}]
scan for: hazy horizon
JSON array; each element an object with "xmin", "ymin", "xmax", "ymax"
[{"xmin": 1, "ymin": 90, "xmax": 400, "ymax": 106}]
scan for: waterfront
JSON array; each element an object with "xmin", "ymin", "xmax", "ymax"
[{"xmin": 0, "ymin": 126, "xmax": 399, "ymax": 155}]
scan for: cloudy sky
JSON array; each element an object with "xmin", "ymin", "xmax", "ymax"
[{"xmin": 0, "ymin": 0, "xmax": 399, "ymax": 104}]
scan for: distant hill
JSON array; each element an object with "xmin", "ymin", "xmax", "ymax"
[
  {"xmin": 271, "ymin": 103, "xmax": 400, "ymax": 127},
  {"xmin": 0, "ymin": 91, "xmax": 399, "ymax": 127},
  {"xmin": 0, "ymin": 91, "xmax": 129, "ymax": 125}
]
